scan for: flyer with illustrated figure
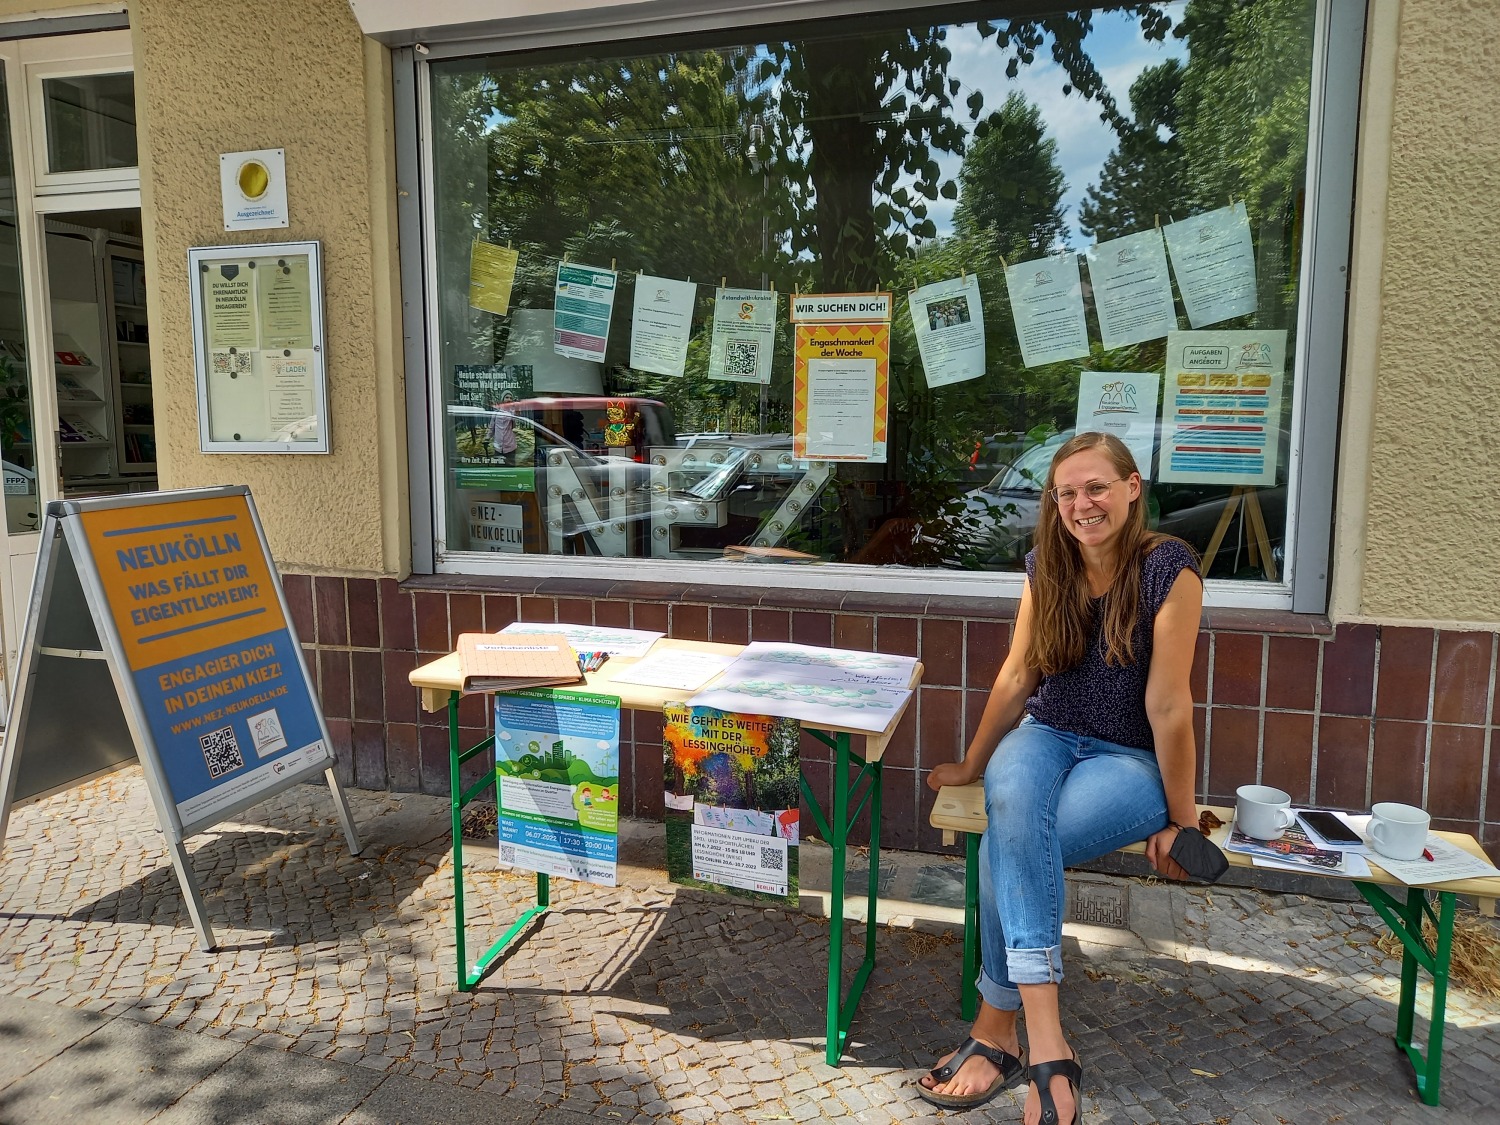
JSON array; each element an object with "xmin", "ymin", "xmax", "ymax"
[
  {"xmin": 494, "ymin": 688, "xmax": 622, "ymax": 887},
  {"xmin": 662, "ymin": 704, "xmax": 801, "ymax": 903},
  {"xmin": 909, "ymin": 275, "xmax": 986, "ymax": 388},
  {"xmin": 553, "ymin": 262, "xmax": 618, "ymax": 363},
  {"xmin": 1085, "ymin": 229, "xmax": 1179, "ymax": 350},
  {"xmin": 1074, "ymin": 371, "xmax": 1160, "ymax": 479},
  {"xmin": 629, "ymin": 274, "xmax": 697, "ymax": 377},
  {"xmin": 1004, "ymin": 254, "xmax": 1090, "ymax": 368},
  {"xmin": 708, "ymin": 287, "xmax": 777, "ymax": 384},
  {"xmin": 1158, "ymin": 330, "xmax": 1286, "ymax": 486},
  {"xmin": 1162, "ymin": 203, "xmax": 1258, "ymax": 329}
]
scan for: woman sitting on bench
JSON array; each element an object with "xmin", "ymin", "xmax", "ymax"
[{"xmin": 918, "ymin": 431, "xmax": 1203, "ymax": 1121}]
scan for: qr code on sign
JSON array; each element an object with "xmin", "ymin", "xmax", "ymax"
[
  {"xmin": 760, "ymin": 845, "xmax": 784, "ymax": 871},
  {"xmin": 199, "ymin": 726, "xmax": 245, "ymax": 779},
  {"xmin": 500, "ymin": 844, "xmax": 517, "ymax": 865},
  {"xmin": 724, "ymin": 339, "xmax": 759, "ymax": 378}
]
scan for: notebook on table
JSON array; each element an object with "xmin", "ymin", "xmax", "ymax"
[{"xmin": 455, "ymin": 632, "xmax": 583, "ymax": 693}]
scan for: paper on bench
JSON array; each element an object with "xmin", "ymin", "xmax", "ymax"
[
  {"xmin": 1368, "ymin": 834, "xmax": 1500, "ymax": 886},
  {"xmin": 1252, "ymin": 851, "xmax": 1371, "ymax": 878}
]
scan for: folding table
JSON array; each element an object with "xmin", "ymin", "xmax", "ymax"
[{"xmin": 411, "ymin": 637, "xmax": 922, "ymax": 1065}]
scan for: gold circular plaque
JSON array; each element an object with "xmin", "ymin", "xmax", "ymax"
[{"xmin": 237, "ymin": 160, "xmax": 270, "ymax": 201}]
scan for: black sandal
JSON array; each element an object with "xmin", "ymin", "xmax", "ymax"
[
  {"xmin": 915, "ymin": 1036, "xmax": 1028, "ymax": 1110},
  {"xmin": 1028, "ymin": 1052, "xmax": 1083, "ymax": 1125}
]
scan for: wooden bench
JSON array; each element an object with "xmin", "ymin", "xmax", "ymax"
[{"xmin": 929, "ymin": 782, "xmax": 1500, "ymax": 1107}]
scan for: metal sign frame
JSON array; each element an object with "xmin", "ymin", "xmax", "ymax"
[
  {"xmin": 0, "ymin": 486, "xmax": 360, "ymax": 950},
  {"xmin": 188, "ymin": 240, "xmax": 330, "ymax": 454}
]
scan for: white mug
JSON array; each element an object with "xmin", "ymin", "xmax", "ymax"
[
  {"xmin": 1370, "ymin": 802, "xmax": 1431, "ymax": 862},
  {"xmin": 1236, "ymin": 784, "xmax": 1297, "ymax": 840}
]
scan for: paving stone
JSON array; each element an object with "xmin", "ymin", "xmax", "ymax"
[{"xmin": 1, "ymin": 773, "xmax": 1497, "ymax": 1125}]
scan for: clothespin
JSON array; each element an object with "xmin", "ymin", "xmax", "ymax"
[
  {"xmin": 610, "ymin": 258, "xmax": 616, "ymax": 271},
  {"xmin": 998, "ymin": 253, "xmax": 1009, "ymax": 270},
  {"xmin": 961, "ymin": 269, "xmax": 968, "ymax": 284},
  {"xmin": 720, "ymin": 276, "xmax": 727, "ymax": 289},
  {"xmin": 1154, "ymin": 214, "xmax": 1161, "ymax": 230},
  {"xmin": 506, "ymin": 239, "xmax": 512, "ymax": 249},
  {"xmin": 562, "ymin": 252, "xmax": 570, "ymax": 264}
]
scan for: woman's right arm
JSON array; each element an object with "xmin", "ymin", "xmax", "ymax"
[{"xmin": 926, "ymin": 578, "xmax": 1043, "ymax": 790}]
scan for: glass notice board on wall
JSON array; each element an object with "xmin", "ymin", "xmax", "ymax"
[{"xmin": 188, "ymin": 240, "xmax": 328, "ymax": 453}]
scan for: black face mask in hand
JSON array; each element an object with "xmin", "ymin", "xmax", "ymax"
[{"xmin": 1167, "ymin": 826, "xmax": 1230, "ymax": 882}]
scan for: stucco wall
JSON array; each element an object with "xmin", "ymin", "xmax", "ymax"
[
  {"xmin": 1356, "ymin": 0, "xmax": 1500, "ymax": 623},
  {"xmin": 132, "ymin": 0, "xmax": 406, "ymax": 577}
]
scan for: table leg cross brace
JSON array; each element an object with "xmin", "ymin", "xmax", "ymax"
[
  {"xmin": 448, "ymin": 692, "xmax": 550, "ymax": 992},
  {"xmin": 1354, "ymin": 881, "xmax": 1455, "ymax": 1107}
]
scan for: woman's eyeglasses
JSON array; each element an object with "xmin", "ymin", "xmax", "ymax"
[{"xmin": 1049, "ymin": 478, "xmax": 1123, "ymax": 506}]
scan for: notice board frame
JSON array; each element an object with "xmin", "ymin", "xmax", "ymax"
[
  {"xmin": 0, "ymin": 486, "xmax": 360, "ymax": 950},
  {"xmin": 189, "ymin": 240, "xmax": 330, "ymax": 454}
]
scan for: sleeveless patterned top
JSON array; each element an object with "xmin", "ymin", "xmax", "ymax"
[{"xmin": 1023, "ymin": 537, "xmax": 1200, "ymax": 752}]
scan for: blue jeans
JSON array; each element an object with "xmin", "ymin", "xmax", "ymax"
[{"xmin": 977, "ymin": 717, "xmax": 1168, "ymax": 1011}]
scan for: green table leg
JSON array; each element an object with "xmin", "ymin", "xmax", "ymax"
[
  {"xmin": 801, "ymin": 731, "xmax": 883, "ymax": 1066},
  {"xmin": 1354, "ymin": 881, "xmax": 1455, "ymax": 1106},
  {"xmin": 446, "ymin": 689, "xmax": 549, "ymax": 992},
  {"xmin": 961, "ymin": 831, "xmax": 980, "ymax": 1022}
]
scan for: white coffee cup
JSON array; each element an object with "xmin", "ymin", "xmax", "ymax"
[
  {"xmin": 1236, "ymin": 784, "xmax": 1297, "ymax": 840},
  {"xmin": 1369, "ymin": 802, "xmax": 1431, "ymax": 862}
]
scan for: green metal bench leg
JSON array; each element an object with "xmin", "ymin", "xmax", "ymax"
[
  {"xmin": 961, "ymin": 830, "xmax": 980, "ymax": 1021},
  {"xmin": 1355, "ymin": 881, "xmax": 1455, "ymax": 1106}
]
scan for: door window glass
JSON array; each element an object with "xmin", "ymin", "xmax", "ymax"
[
  {"xmin": 42, "ymin": 71, "xmax": 137, "ymax": 173},
  {"xmin": 0, "ymin": 71, "xmax": 41, "ymax": 534}
]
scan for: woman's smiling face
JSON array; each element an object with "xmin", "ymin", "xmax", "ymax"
[{"xmin": 1050, "ymin": 447, "xmax": 1140, "ymax": 550}]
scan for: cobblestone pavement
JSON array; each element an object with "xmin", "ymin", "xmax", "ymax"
[{"xmin": 1, "ymin": 771, "xmax": 1497, "ymax": 1124}]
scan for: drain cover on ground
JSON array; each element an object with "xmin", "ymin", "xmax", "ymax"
[{"xmin": 1069, "ymin": 881, "xmax": 1129, "ymax": 928}]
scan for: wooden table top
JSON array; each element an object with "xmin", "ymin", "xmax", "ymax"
[
  {"xmin": 930, "ymin": 786, "xmax": 1500, "ymax": 902},
  {"xmin": 410, "ymin": 638, "xmax": 924, "ymax": 764}
]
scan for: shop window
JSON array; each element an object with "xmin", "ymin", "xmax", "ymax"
[{"xmin": 424, "ymin": 0, "xmax": 1321, "ymax": 583}]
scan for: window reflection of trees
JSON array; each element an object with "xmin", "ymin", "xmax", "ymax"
[{"xmin": 432, "ymin": 0, "xmax": 1314, "ymax": 576}]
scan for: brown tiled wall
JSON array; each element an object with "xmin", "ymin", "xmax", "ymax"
[{"xmin": 283, "ymin": 574, "xmax": 1500, "ymax": 861}]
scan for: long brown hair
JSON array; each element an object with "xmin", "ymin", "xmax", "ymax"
[{"xmin": 1026, "ymin": 432, "xmax": 1174, "ymax": 675}]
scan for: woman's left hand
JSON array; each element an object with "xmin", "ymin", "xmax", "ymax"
[{"xmin": 1145, "ymin": 824, "xmax": 1191, "ymax": 881}]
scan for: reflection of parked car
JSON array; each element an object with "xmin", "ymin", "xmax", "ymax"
[
  {"xmin": 954, "ymin": 429, "xmax": 1289, "ymax": 577},
  {"xmin": 448, "ymin": 405, "xmax": 668, "ymax": 545},
  {"xmin": 509, "ymin": 395, "xmax": 675, "ymax": 456}
]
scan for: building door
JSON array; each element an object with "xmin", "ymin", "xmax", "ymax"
[{"xmin": 0, "ymin": 29, "xmax": 142, "ymax": 720}]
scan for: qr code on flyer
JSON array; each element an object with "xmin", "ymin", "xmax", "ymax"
[
  {"xmin": 211, "ymin": 351, "xmax": 252, "ymax": 374},
  {"xmin": 199, "ymin": 726, "xmax": 245, "ymax": 779},
  {"xmin": 724, "ymin": 339, "xmax": 759, "ymax": 378},
  {"xmin": 760, "ymin": 845, "xmax": 784, "ymax": 871}
]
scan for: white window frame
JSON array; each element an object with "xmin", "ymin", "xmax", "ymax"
[
  {"xmin": 20, "ymin": 31, "xmax": 137, "ymax": 196},
  {"xmin": 400, "ymin": 0, "xmax": 1359, "ymax": 613}
]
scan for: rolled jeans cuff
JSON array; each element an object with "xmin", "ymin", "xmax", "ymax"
[
  {"xmin": 977, "ymin": 970, "xmax": 1021, "ymax": 1013},
  {"xmin": 1006, "ymin": 945, "xmax": 1065, "ymax": 985}
]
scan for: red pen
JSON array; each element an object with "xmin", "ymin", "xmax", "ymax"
[{"xmin": 1422, "ymin": 848, "xmax": 1435, "ymax": 862}]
